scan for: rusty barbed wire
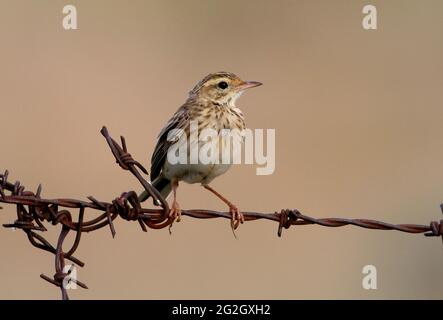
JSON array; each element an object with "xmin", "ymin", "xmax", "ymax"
[{"xmin": 1, "ymin": 126, "xmax": 442, "ymax": 300}]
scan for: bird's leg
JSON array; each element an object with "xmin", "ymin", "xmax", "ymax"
[
  {"xmin": 169, "ymin": 179, "xmax": 181, "ymax": 223},
  {"xmin": 203, "ymin": 184, "xmax": 244, "ymax": 231}
]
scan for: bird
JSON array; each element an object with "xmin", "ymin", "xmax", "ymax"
[{"xmin": 139, "ymin": 72, "xmax": 262, "ymax": 230}]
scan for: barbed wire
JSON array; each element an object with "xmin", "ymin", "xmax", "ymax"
[{"xmin": 1, "ymin": 126, "xmax": 442, "ymax": 300}]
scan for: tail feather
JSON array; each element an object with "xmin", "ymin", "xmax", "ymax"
[{"xmin": 138, "ymin": 176, "xmax": 172, "ymax": 205}]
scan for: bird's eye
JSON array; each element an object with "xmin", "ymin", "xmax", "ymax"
[{"xmin": 218, "ymin": 81, "xmax": 228, "ymax": 89}]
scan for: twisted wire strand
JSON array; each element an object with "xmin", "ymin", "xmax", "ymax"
[{"xmin": 0, "ymin": 126, "xmax": 442, "ymax": 300}]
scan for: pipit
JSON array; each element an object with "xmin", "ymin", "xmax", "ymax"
[{"xmin": 139, "ymin": 72, "xmax": 262, "ymax": 231}]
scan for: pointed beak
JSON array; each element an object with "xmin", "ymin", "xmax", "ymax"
[{"xmin": 238, "ymin": 81, "xmax": 263, "ymax": 91}]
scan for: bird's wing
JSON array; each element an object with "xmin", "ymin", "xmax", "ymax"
[{"xmin": 150, "ymin": 105, "xmax": 190, "ymax": 180}]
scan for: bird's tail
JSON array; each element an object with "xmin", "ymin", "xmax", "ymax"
[{"xmin": 138, "ymin": 176, "xmax": 172, "ymax": 205}]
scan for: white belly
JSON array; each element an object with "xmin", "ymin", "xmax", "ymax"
[
  {"xmin": 162, "ymin": 129, "xmax": 243, "ymax": 184},
  {"xmin": 163, "ymin": 162, "xmax": 231, "ymax": 184}
]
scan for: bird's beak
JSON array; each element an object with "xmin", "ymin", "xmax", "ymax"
[{"xmin": 238, "ymin": 81, "xmax": 262, "ymax": 91}]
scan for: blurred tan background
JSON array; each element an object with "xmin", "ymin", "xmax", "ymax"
[{"xmin": 1, "ymin": 0, "xmax": 443, "ymax": 299}]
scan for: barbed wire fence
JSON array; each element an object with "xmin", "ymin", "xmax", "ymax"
[{"xmin": 0, "ymin": 126, "xmax": 442, "ymax": 300}]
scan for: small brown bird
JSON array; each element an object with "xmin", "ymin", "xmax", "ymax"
[{"xmin": 139, "ymin": 72, "xmax": 262, "ymax": 230}]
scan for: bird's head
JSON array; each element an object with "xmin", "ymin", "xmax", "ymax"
[{"xmin": 189, "ymin": 72, "xmax": 262, "ymax": 106}]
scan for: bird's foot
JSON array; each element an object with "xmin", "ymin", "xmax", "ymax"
[
  {"xmin": 168, "ymin": 200, "xmax": 181, "ymax": 235},
  {"xmin": 169, "ymin": 200, "xmax": 182, "ymax": 222},
  {"xmin": 229, "ymin": 204, "xmax": 244, "ymax": 238}
]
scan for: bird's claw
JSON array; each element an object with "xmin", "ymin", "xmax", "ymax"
[
  {"xmin": 169, "ymin": 200, "xmax": 181, "ymax": 222},
  {"xmin": 230, "ymin": 206, "xmax": 244, "ymax": 229},
  {"xmin": 168, "ymin": 200, "xmax": 181, "ymax": 234},
  {"xmin": 229, "ymin": 205, "xmax": 244, "ymax": 238}
]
